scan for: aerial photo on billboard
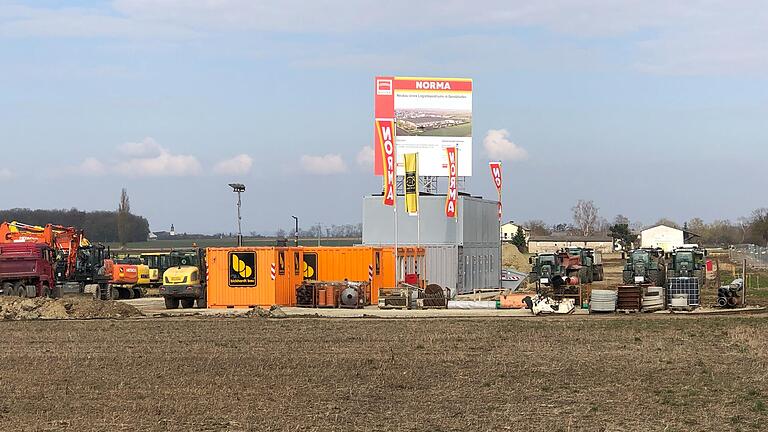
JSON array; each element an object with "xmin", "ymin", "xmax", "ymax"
[{"xmin": 374, "ymin": 76, "xmax": 473, "ymax": 177}]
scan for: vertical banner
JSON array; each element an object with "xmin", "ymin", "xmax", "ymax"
[
  {"xmin": 489, "ymin": 161, "xmax": 502, "ymax": 221},
  {"xmin": 445, "ymin": 147, "xmax": 457, "ymax": 218},
  {"xmin": 376, "ymin": 118, "xmax": 396, "ymax": 206},
  {"xmin": 404, "ymin": 153, "xmax": 419, "ymax": 215}
]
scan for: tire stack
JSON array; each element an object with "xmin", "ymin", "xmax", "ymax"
[
  {"xmin": 641, "ymin": 286, "xmax": 665, "ymax": 312},
  {"xmin": 590, "ymin": 289, "xmax": 617, "ymax": 313}
]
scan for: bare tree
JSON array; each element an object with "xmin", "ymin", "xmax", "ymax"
[
  {"xmin": 117, "ymin": 188, "xmax": 130, "ymax": 245},
  {"xmin": 523, "ymin": 219, "xmax": 551, "ymax": 236},
  {"xmin": 655, "ymin": 218, "xmax": 680, "ymax": 229},
  {"xmin": 613, "ymin": 214, "xmax": 630, "ymax": 226},
  {"xmin": 572, "ymin": 200, "xmax": 599, "ymax": 237}
]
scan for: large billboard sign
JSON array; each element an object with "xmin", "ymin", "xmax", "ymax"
[{"xmin": 374, "ymin": 76, "xmax": 472, "ymax": 177}]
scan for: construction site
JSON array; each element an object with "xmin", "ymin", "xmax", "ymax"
[{"xmin": 3, "ymin": 6, "xmax": 768, "ymax": 427}]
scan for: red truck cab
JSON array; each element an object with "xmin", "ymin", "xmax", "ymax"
[{"xmin": 0, "ymin": 242, "xmax": 57, "ymax": 297}]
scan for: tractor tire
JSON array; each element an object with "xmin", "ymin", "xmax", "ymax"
[
  {"xmin": 2, "ymin": 282, "xmax": 13, "ymax": 296},
  {"xmin": 622, "ymin": 271, "xmax": 633, "ymax": 284},
  {"xmin": 649, "ymin": 270, "xmax": 663, "ymax": 287},
  {"xmin": 180, "ymin": 298, "xmax": 195, "ymax": 309},
  {"xmin": 164, "ymin": 296, "xmax": 180, "ymax": 309},
  {"xmin": 13, "ymin": 282, "xmax": 26, "ymax": 297},
  {"xmin": 196, "ymin": 297, "xmax": 207, "ymax": 309}
]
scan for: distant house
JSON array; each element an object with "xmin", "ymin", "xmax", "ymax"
[
  {"xmin": 500, "ymin": 221, "xmax": 530, "ymax": 243},
  {"xmin": 528, "ymin": 233, "xmax": 614, "ymax": 254},
  {"xmin": 147, "ymin": 232, "xmax": 158, "ymax": 241},
  {"xmin": 640, "ymin": 224, "xmax": 699, "ymax": 252}
]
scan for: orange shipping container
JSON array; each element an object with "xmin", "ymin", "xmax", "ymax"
[{"xmin": 206, "ymin": 247, "xmax": 304, "ymax": 308}]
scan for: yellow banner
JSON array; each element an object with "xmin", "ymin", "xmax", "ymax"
[{"xmin": 404, "ymin": 153, "xmax": 419, "ymax": 215}]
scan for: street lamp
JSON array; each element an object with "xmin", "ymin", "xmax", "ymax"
[
  {"xmin": 228, "ymin": 183, "xmax": 246, "ymax": 247},
  {"xmin": 291, "ymin": 216, "xmax": 299, "ymax": 246}
]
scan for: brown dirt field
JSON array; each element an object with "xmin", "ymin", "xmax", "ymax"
[{"xmin": 1, "ymin": 315, "xmax": 767, "ymax": 431}]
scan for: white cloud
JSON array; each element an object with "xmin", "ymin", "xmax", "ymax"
[
  {"xmin": 75, "ymin": 157, "xmax": 107, "ymax": 176},
  {"xmin": 356, "ymin": 146, "xmax": 375, "ymax": 170},
  {"xmin": 300, "ymin": 154, "xmax": 347, "ymax": 175},
  {"xmin": 213, "ymin": 154, "xmax": 253, "ymax": 175},
  {"xmin": 0, "ymin": 168, "xmax": 13, "ymax": 180},
  {"xmin": 483, "ymin": 129, "xmax": 528, "ymax": 162},
  {"xmin": 115, "ymin": 148, "xmax": 201, "ymax": 177},
  {"xmin": 118, "ymin": 137, "xmax": 163, "ymax": 158},
  {"xmin": 60, "ymin": 138, "xmax": 202, "ymax": 177}
]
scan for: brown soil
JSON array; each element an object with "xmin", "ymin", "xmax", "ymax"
[
  {"xmin": 502, "ymin": 243, "xmax": 530, "ymax": 272},
  {"xmin": 1, "ymin": 315, "xmax": 767, "ymax": 431},
  {"xmin": 0, "ymin": 297, "xmax": 143, "ymax": 320}
]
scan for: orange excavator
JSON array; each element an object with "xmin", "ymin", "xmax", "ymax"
[{"xmin": 0, "ymin": 221, "xmax": 83, "ymax": 280}]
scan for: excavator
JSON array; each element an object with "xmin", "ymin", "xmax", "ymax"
[{"xmin": 0, "ymin": 221, "xmax": 111, "ymax": 296}]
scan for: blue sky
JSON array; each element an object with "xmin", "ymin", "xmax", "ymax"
[{"xmin": 1, "ymin": 1, "xmax": 766, "ymax": 234}]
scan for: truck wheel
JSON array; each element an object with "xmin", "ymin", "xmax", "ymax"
[
  {"xmin": 196, "ymin": 297, "xmax": 207, "ymax": 308},
  {"xmin": 2, "ymin": 282, "xmax": 13, "ymax": 296},
  {"xmin": 14, "ymin": 282, "xmax": 26, "ymax": 297},
  {"xmin": 180, "ymin": 298, "xmax": 195, "ymax": 308},
  {"xmin": 164, "ymin": 297, "xmax": 180, "ymax": 309},
  {"xmin": 133, "ymin": 288, "xmax": 143, "ymax": 299},
  {"xmin": 110, "ymin": 287, "xmax": 120, "ymax": 300},
  {"xmin": 125, "ymin": 288, "xmax": 135, "ymax": 299}
]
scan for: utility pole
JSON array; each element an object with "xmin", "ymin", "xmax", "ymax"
[
  {"xmin": 228, "ymin": 183, "xmax": 246, "ymax": 247},
  {"xmin": 291, "ymin": 215, "xmax": 299, "ymax": 246}
]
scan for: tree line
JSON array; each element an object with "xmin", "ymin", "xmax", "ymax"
[
  {"xmin": 519, "ymin": 200, "xmax": 768, "ymax": 248},
  {"xmin": 0, "ymin": 189, "xmax": 153, "ymax": 244},
  {"xmin": 275, "ymin": 223, "xmax": 363, "ymax": 239}
]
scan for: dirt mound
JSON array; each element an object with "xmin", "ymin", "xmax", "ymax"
[
  {"xmin": 0, "ymin": 297, "xmax": 143, "ymax": 320},
  {"xmin": 243, "ymin": 305, "xmax": 288, "ymax": 319},
  {"xmin": 502, "ymin": 244, "xmax": 531, "ymax": 272}
]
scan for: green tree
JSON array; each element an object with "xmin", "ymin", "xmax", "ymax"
[
  {"xmin": 609, "ymin": 223, "xmax": 636, "ymax": 250},
  {"xmin": 511, "ymin": 226, "xmax": 527, "ymax": 252}
]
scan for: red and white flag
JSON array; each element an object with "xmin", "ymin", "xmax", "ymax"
[
  {"xmin": 446, "ymin": 147, "xmax": 458, "ymax": 218},
  {"xmin": 376, "ymin": 118, "xmax": 396, "ymax": 206},
  {"xmin": 489, "ymin": 162, "xmax": 502, "ymax": 221}
]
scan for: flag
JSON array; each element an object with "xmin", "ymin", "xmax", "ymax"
[
  {"xmin": 404, "ymin": 153, "xmax": 419, "ymax": 215},
  {"xmin": 489, "ymin": 162, "xmax": 502, "ymax": 221},
  {"xmin": 446, "ymin": 147, "xmax": 457, "ymax": 218},
  {"xmin": 376, "ymin": 119, "xmax": 396, "ymax": 206}
]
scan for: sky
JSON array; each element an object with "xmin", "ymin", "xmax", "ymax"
[{"xmin": 1, "ymin": 0, "xmax": 767, "ymax": 235}]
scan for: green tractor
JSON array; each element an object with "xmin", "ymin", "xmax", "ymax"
[
  {"xmin": 666, "ymin": 246, "xmax": 707, "ymax": 286},
  {"xmin": 528, "ymin": 253, "xmax": 564, "ymax": 287},
  {"xmin": 622, "ymin": 248, "xmax": 666, "ymax": 286}
]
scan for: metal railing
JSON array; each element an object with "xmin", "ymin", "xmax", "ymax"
[{"xmin": 730, "ymin": 244, "xmax": 768, "ymax": 269}]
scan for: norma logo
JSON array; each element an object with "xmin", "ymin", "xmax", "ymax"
[
  {"xmin": 376, "ymin": 79, "xmax": 392, "ymax": 95},
  {"xmin": 303, "ymin": 253, "xmax": 318, "ymax": 279},
  {"xmin": 415, "ymin": 81, "xmax": 451, "ymax": 90},
  {"xmin": 228, "ymin": 252, "xmax": 256, "ymax": 287}
]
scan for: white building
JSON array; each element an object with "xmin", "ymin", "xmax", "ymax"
[
  {"xmin": 528, "ymin": 234, "xmax": 614, "ymax": 254},
  {"xmin": 640, "ymin": 224, "xmax": 698, "ymax": 252},
  {"xmin": 500, "ymin": 221, "xmax": 530, "ymax": 243}
]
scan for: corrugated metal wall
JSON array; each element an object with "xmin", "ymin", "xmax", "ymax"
[{"xmin": 363, "ymin": 195, "xmax": 501, "ymax": 294}]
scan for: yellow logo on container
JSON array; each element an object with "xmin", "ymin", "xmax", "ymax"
[
  {"xmin": 232, "ymin": 254, "xmax": 253, "ymax": 278},
  {"xmin": 228, "ymin": 252, "xmax": 256, "ymax": 287}
]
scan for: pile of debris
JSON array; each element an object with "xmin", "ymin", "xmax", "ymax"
[
  {"xmin": 0, "ymin": 297, "xmax": 143, "ymax": 320},
  {"xmin": 243, "ymin": 305, "xmax": 288, "ymax": 319}
]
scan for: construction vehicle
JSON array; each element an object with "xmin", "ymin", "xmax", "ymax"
[
  {"xmin": 529, "ymin": 253, "xmax": 565, "ymax": 287},
  {"xmin": 560, "ymin": 247, "xmax": 604, "ymax": 284},
  {"xmin": 103, "ymin": 256, "xmax": 151, "ymax": 299},
  {"xmin": 622, "ymin": 248, "xmax": 666, "ymax": 285},
  {"xmin": 0, "ymin": 221, "xmax": 111, "ymax": 296},
  {"xmin": 0, "ymin": 243, "xmax": 57, "ymax": 297},
  {"xmin": 140, "ymin": 252, "xmax": 171, "ymax": 287},
  {"xmin": 666, "ymin": 245, "xmax": 707, "ymax": 286},
  {"xmin": 159, "ymin": 248, "xmax": 207, "ymax": 309}
]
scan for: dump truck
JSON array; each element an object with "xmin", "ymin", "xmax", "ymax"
[
  {"xmin": 667, "ymin": 245, "xmax": 707, "ymax": 286},
  {"xmin": 0, "ymin": 242, "xmax": 58, "ymax": 297},
  {"xmin": 159, "ymin": 248, "xmax": 207, "ymax": 309},
  {"xmin": 622, "ymin": 248, "xmax": 666, "ymax": 285}
]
